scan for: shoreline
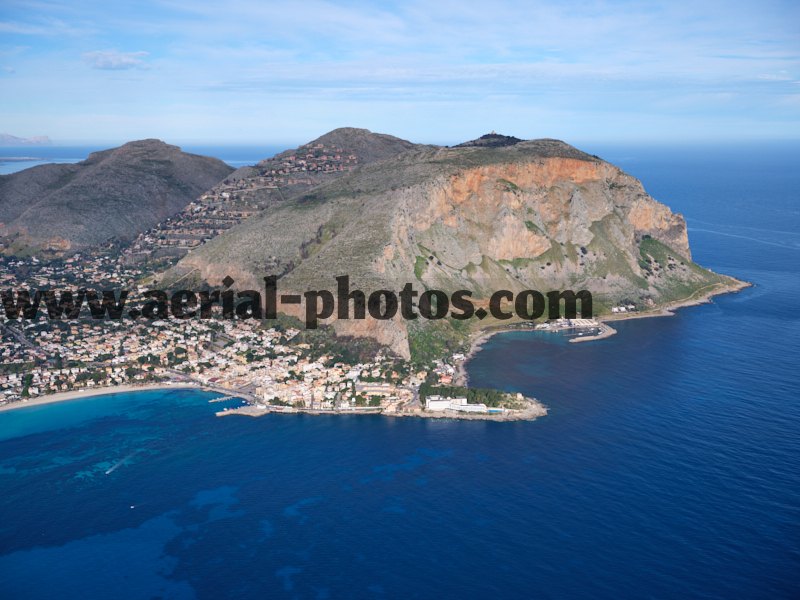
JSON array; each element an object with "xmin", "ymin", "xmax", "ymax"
[
  {"xmin": 0, "ymin": 278, "xmax": 750, "ymax": 417},
  {"xmin": 456, "ymin": 277, "xmax": 752, "ymax": 385},
  {"xmin": 217, "ymin": 399, "xmax": 548, "ymax": 422},
  {"xmin": 0, "ymin": 382, "xmax": 244, "ymax": 413},
  {"xmin": 603, "ymin": 277, "xmax": 752, "ymax": 323},
  {"xmin": 0, "ymin": 380, "xmax": 546, "ymax": 423}
]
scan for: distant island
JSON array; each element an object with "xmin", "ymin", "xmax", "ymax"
[{"xmin": 0, "ymin": 133, "xmax": 52, "ymax": 146}]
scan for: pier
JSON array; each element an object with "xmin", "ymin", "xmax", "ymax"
[
  {"xmin": 208, "ymin": 395, "xmax": 239, "ymax": 403},
  {"xmin": 569, "ymin": 321, "xmax": 617, "ymax": 343}
]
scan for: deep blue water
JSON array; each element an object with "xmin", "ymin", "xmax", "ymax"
[{"xmin": 1, "ymin": 144, "xmax": 799, "ymax": 598}]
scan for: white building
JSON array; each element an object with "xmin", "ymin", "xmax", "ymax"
[
  {"xmin": 425, "ymin": 395, "xmax": 452, "ymax": 411},
  {"xmin": 425, "ymin": 395, "xmax": 488, "ymax": 413},
  {"xmin": 448, "ymin": 397, "xmax": 488, "ymax": 413}
]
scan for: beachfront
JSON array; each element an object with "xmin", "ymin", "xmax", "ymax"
[{"xmin": 0, "ymin": 382, "xmax": 218, "ymax": 413}]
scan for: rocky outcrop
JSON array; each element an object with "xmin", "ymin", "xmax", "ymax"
[{"xmin": 163, "ymin": 134, "xmax": 735, "ymax": 359}]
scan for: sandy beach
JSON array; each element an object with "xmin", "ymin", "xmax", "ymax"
[{"xmin": 0, "ymin": 382, "xmax": 205, "ymax": 413}]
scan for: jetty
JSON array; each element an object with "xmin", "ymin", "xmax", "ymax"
[
  {"xmin": 569, "ymin": 321, "xmax": 617, "ymax": 343},
  {"xmin": 208, "ymin": 395, "xmax": 239, "ymax": 403}
]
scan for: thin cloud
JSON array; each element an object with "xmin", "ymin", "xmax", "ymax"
[
  {"xmin": 3, "ymin": 0, "xmax": 798, "ymax": 142},
  {"xmin": 0, "ymin": 21, "xmax": 50, "ymax": 35},
  {"xmin": 83, "ymin": 50, "xmax": 149, "ymax": 70},
  {"xmin": 0, "ymin": 16, "xmax": 91, "ymax": 37}
]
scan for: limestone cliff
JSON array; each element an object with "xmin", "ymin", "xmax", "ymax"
[{"xmin": 162, "ymin": 134, "xmax": 738, "ymax": 360}]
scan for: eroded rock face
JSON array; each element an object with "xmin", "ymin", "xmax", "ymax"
[
  {"xmin": 408, "ymin": 159, "xmax": 689, "ymax": 264},
  {"xmin": 167, "ymin": 138, "xmax": 729, "ymax": 359},
  {"xmin": 380, "ymin": 156, "xmax": 697, "ymax": 307},
  {"xmin": 627, "ymin": 197, "xmax": 690, "ymax": 258}
]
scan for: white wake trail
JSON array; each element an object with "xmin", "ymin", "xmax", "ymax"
[{"xmin": 104, "ymin": 450, "xmax": 140, "ymax": 475}]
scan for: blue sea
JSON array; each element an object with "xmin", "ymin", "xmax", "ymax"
[{"xmin": 1, "ymin": 143, "xmax": 799, "ymax": 598}]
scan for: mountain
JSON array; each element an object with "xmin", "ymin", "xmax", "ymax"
[
  {"xmin": 0, "ymin": 134, "xmax": 52, "ymax": 146},
  {"xmin": 227, "ymin": 127, "xmax": 433, "ymax": 187},
  {"xmin": 162, "ymin": 134, "xmax": 743, "ymax": 360},
  {"xmin": 295, "ymin": 127, "xmax": 426, "ymax": 162},
  {"xmin": 455, "ymin": 132, "xmax": 523, "ymax": 148},
  {"xmin": 124, "ymin": 128, "xmax": 432, "ymax": 265},
  {"xmin": 0, "ymin": 139, "xmax": 233, "ymax": 254}
]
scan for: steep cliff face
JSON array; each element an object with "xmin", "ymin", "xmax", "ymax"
[
  {"xmin": 394, "ymin": 158, "xmax": 689, "ymax": 267},
  {"xmin": 382, "ymin": 157, "xmax": 695, "ymax": 297},
  {"xmin": 163, "ymin": 137, "xmax": 735, "ymax": 359}
]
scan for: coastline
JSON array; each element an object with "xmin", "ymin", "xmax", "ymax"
[
  {"xmin": 602, "ymin": 277, "xmax": 752, "ymax": 323},
  {"xmin": 0, "ymin": 279, "xmax": 750, "ymax": 418},
  {"xmin": 456, "ymin": 277, "xmax": 752, "ymax": 386},
  {"xmin": 0, "ymin": 380, "xmax": 547, "ymax": 422},
  {"xmin": 217, "ymin": 398, "xmax": 548, "ymax": 422},
  {"xmin": 0, "ymin": 382, "xmax": 227, "ymax": 413}
]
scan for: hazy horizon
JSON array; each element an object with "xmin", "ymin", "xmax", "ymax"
[
  {"xmin": 3, "ymin": 134, "xmax": 800, "ymax": 150},
  {"xmin": 3, "ymin": 134, "xmax": 798, "ymax": 178}
]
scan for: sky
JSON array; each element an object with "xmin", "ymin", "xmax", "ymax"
[{"xmin": 1, "ymin": 0, "xmax": 798, "ymax": 146}]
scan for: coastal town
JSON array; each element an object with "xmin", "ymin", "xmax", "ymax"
[{"xmin": 0, "ymin": 251, "xmax": 548, "ymax": 421}]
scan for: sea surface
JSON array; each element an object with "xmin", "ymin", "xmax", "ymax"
[{"xmin": 1, "ymin": 143, "xmax": 799, "ymax": 598}]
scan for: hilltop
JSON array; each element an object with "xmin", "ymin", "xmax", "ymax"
[
  {"xmin": 275, "ymin": 127, "xmax": 426, "ymax": 163},
  {"xmin": 124, "ymin": 128, "xmax": 432, "ymax": 266},
  {"xmin": 455, "ymin": 132, "xmax": 524, "ymax": 148},
  {"xmin": 0, "ymin": 140, "xmax": 232, "ymax": 254}
]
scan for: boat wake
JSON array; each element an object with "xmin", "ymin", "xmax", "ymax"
[{"xmin": 104, "ymin": 450, "xmax": 140, "ymax": 475}]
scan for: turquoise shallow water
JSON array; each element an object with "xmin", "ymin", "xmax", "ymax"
[{"xmin": 1, "ymin": 143, "xmax": 799, "ymax": 598}]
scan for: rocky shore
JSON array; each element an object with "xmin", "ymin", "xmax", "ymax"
[
  {"xmin": 216, "ymin": 397, "xmax": 548, "ymax": 422},
  {"xmin": 456, "ymin": 277, "xmax": 752, "ymax": 384}
]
